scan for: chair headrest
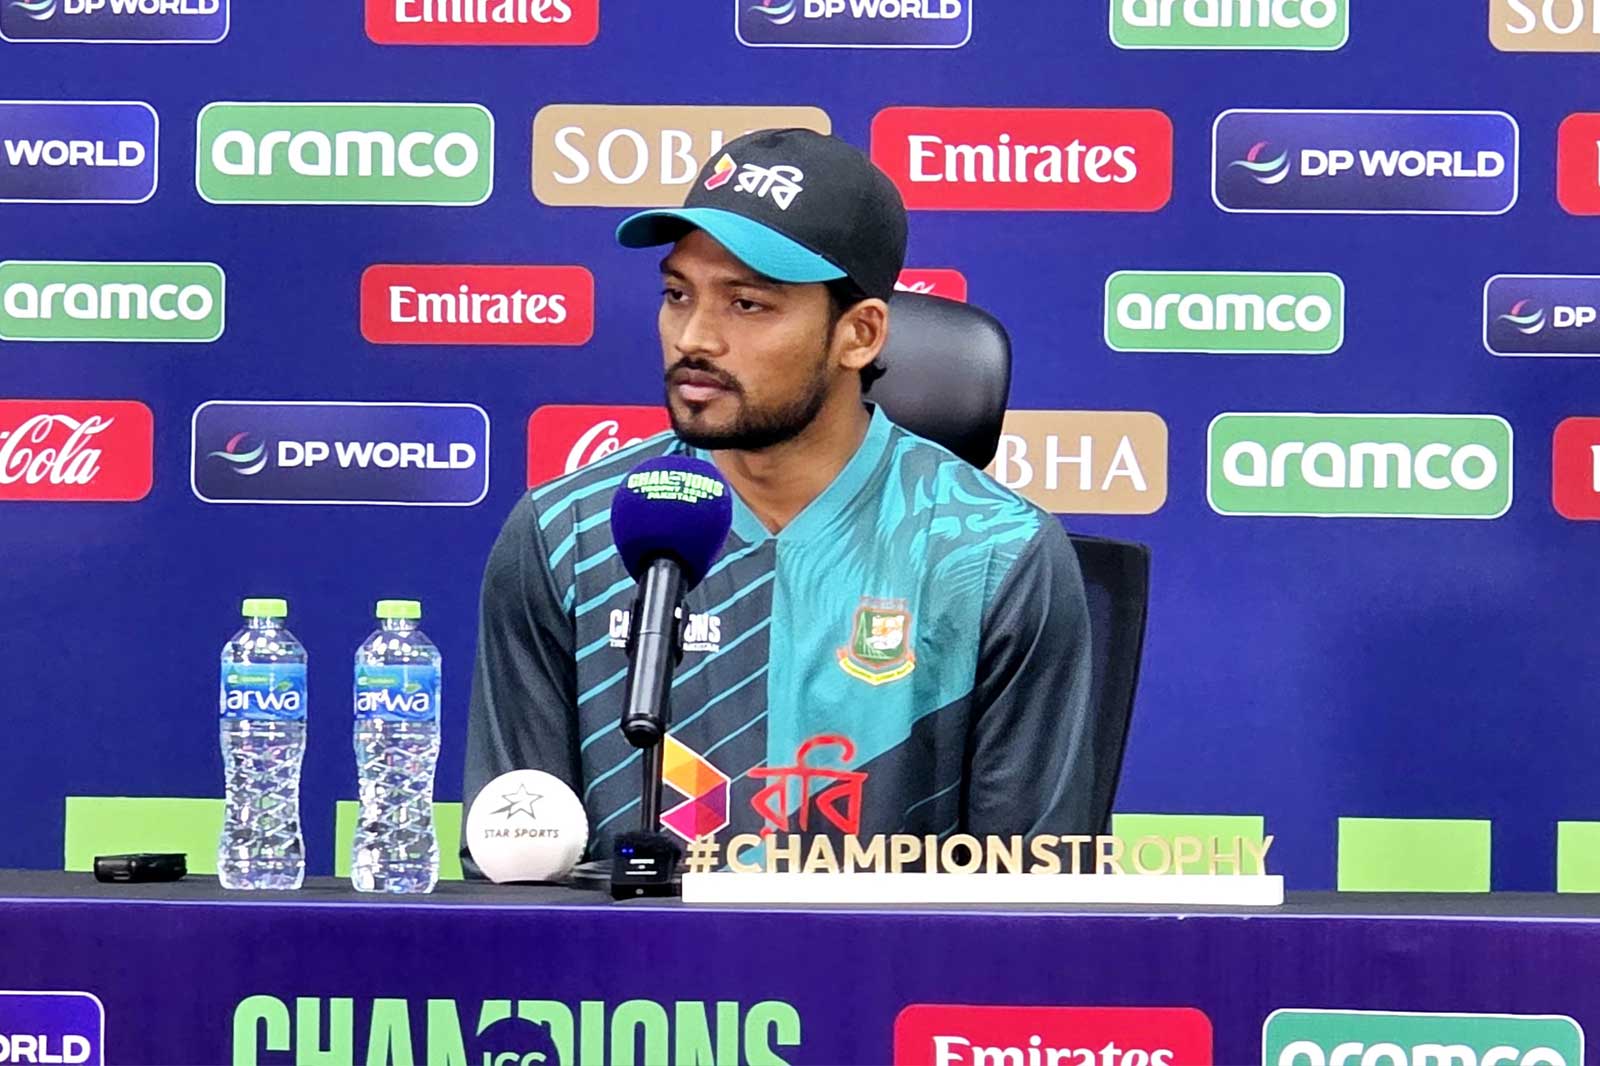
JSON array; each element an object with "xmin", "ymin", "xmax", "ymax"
[{"xmin": 869, "ymin": 292, "xmax": 1013, "ymax": 469}]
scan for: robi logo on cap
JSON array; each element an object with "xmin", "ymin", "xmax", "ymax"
[
  {"xmin": 705, "ymin": 154, "xmax": 736, "ymax": 190},
  {"xmin": 701, "ymin": 152, "xmax": 806, "ymax": 209}
]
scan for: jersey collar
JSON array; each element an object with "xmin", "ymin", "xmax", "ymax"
[{"xmin": 691, "ymin": 403, "xmax": 893, "ymax": 546}]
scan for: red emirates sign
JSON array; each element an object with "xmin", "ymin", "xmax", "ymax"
[
  {"xmin": 896, "ymin": 269, "xmax": 969, "ymax": 301},
  {"xmin": 1553, "ymin": 417, "xmax": 1600, "ymax": 519},
  {"xmin": 871, "ymin": 107, "xmax": 1173, "ymax": 212},
  {"xmin": 0, "ymin": 400, "xmax": 153, "ymax": 502},
  {"xmin": 360, "ymin": 265, "xmax": 595, "ymax": 346},
  {"xmin": 527, "ymin": 404, "xmax": 671, "ymax": 487},
  {"xmin": 1558, "ymin": 114, "xmax": 1600, "ymax": 215},
  {"xmin": 366, "ymin": 0, "xmax": 598, "ymax": 45},
  {"xmin": 894, "ymin": 1006, "xmax": 1213, "ymax": 1066}
]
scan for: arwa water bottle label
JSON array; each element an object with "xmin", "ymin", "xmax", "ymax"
[
  {"xmin": 355, "ymin": 664, "xmax": 440, "ymax": 722},
  {"xmin": 220, "ymin": 663, "xmax": 308, "ymax": 721}
]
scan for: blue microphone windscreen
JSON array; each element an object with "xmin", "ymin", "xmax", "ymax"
[{"xmin": 609, "ymin": 455, "xmax": 734, "ymax": 589}]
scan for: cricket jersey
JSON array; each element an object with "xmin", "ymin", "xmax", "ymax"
[{"xmin": 462, "ymin": 404, "xmax": 1095, "ymax": 868}]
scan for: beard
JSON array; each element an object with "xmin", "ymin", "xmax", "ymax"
[{"xmin": 665, "ymin": 349, "xmax": 831, "ymax": 452}]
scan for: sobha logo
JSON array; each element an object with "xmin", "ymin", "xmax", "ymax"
[
  {"xmin": 1208, "ymin": 413, "xmax": 1513, "ymax": 519},
  {"xmin": 196, "ymin": 102, "xmax": 493, "ymax": 205},
  {"xmin": 1105, "ymin": 270, "xmax": 1343, "ymax": 354},
  {"xmin": 1111, "ymin": 0, "xmax": 1348, "ymax": 49},
  {"xmin": 1264, "ymin": 1009, "xmax": 1583, "ymax": 1066},
  {"xmin": 0, "ymin": 261, "xmax": 223, "ymax": 342}
]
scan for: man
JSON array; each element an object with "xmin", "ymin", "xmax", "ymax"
[{"xmin": 464, "ymin": 128, "xmax": 1095, "ymax": 869}]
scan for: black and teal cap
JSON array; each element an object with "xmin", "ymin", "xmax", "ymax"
[{"xmin": 616, "ymin": 128, "xmax": 908, "ymax": 302}]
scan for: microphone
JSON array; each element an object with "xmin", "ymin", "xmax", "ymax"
[
  {"xmin": 608, "ymin": 456, "xmax": 732, "ymax": 899},
  {"xmin": 609, "ymin": 455, "xmax": 733, "ymax": 750}
]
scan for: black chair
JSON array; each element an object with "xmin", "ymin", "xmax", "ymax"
[
  {"xmin": 874, "ymin": 290, "xmax": 1152, "ymax": 832},
  {"xmin": 1070, "ymin": 534, "xmax": 1152, "ymax": 834},
  {"xmin": 871, "ymin": 291, "xmax": 1012, "ymax": 470}
]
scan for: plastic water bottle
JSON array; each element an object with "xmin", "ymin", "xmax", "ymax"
[
  {"xmin": 352, "ymin": 599, "xmax": 442, "ymax": 893},
  {"xmin": 218, "ymin": 598, "xmax": 308, "ymax": 890}
]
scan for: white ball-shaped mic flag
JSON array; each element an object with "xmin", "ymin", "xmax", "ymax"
[{"xmin": 465, "ymin": 770, "xmax": 589, "ymax": 883}]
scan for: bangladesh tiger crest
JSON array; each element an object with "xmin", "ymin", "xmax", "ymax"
[{"xmin": 837, "ymin": 597, "xmax": 916, "ymax": 685}]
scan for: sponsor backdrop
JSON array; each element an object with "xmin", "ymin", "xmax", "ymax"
[{"xmin": 3, "ymin": 1, "xmax": 1600, "ymax": 904}]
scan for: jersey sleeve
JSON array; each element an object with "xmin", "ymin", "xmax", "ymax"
[
  {"xmin": 964, "ymin": 516, "xmax": 1097, "ymax": 837},
  {"xmin": 460, "ymin": 491, "xmax": 580, "ymax": 878}
]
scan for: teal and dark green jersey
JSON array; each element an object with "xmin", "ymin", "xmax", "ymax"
[{"xmin": 463, "ymin": 405, "xmax": 1094, "ymax": 868}]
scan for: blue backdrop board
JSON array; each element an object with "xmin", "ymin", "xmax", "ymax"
[{"xmin": 1, "ymin": 1, "xmax": 1597, "ymax": 892}]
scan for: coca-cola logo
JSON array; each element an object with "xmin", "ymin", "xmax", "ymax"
[
  {"xmin": 567, "ymin": 419, "xmax": 646, "ymax": 471},
  {"xmin": 527, "ymin": 404, "xmax": 671, "ymax": 487},
  {"xmin": 0, "ymin": 400, "xmax": 153, "ymax": 502},
  {"xmin": 895, "ymin": 269, "xmax": 969, "ymax": 302}
]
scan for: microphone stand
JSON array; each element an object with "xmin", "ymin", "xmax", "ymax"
[{"xmin": 610, "ymin": 559, "xmax": 688, "ymax": 900}]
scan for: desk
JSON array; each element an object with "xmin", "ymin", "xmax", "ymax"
[{"xmin": 0, "ymin": 871, "xmax": 1596, "ymax": 1065}]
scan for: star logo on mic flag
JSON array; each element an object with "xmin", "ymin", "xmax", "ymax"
[{"xmin": 491, "ymin": 783, "xmax": 543, "ymax": 821}]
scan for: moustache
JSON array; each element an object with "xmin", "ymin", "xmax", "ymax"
[{"xmin": 665, "ymin": 358, "xmax": 742, "ymax": 394}]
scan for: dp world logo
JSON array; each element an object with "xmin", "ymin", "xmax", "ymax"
[
  {"xmin": 1265, "ymin": 1009, "xmax": 1582, "ymax": 1066},
  {"xmin": 207, "ymin": 431, "xmax": 267, "ymax": 475},
  {"xmin": 191, "ymin": 401, "xmax": 489, "ymax": 506},
  {"xmin": 1499, "ymin": 298, "xmax": 1545, "ymax": 334},
  {"xmin": 0, "ymin": 101, "xmax": 157, "ymax": 204},
  {"xmin": 737, "ymin": 0, "xmax": 971, "ymax": 49},
  {"xmin": 751, "ymin": 0, "xmax": 796, "ymax": 24},
  {"xmin": 1, "ymin": 0, "xmax": 227, "ymax": 43},
  {"xmin": 0, "ymin": 991, "xmax": 103, "ymax": 1065},
  {"xmin": 1485, "ymin": 275, "xmax": 1600, "ymax": 357},
  {"xmin": 1228, "ymin": 140, "xmax": 1291, "ymax": 184},
  {"xmin": 1213, "ymin": 109, "xmax": 1519, "ymax": 214}
]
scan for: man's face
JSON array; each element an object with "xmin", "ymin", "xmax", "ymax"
[{"xmin": 659, "ymin": 229, "xmax": 837, "ymax": 452}]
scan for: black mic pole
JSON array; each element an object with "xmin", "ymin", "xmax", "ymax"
[
  {"xmin": 611, "ymin": 556, "xmax": 687, "ymax": 899},
  {"xmin": 622, "ymin": 557, "xmax": 686, "ymax": 828}
]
